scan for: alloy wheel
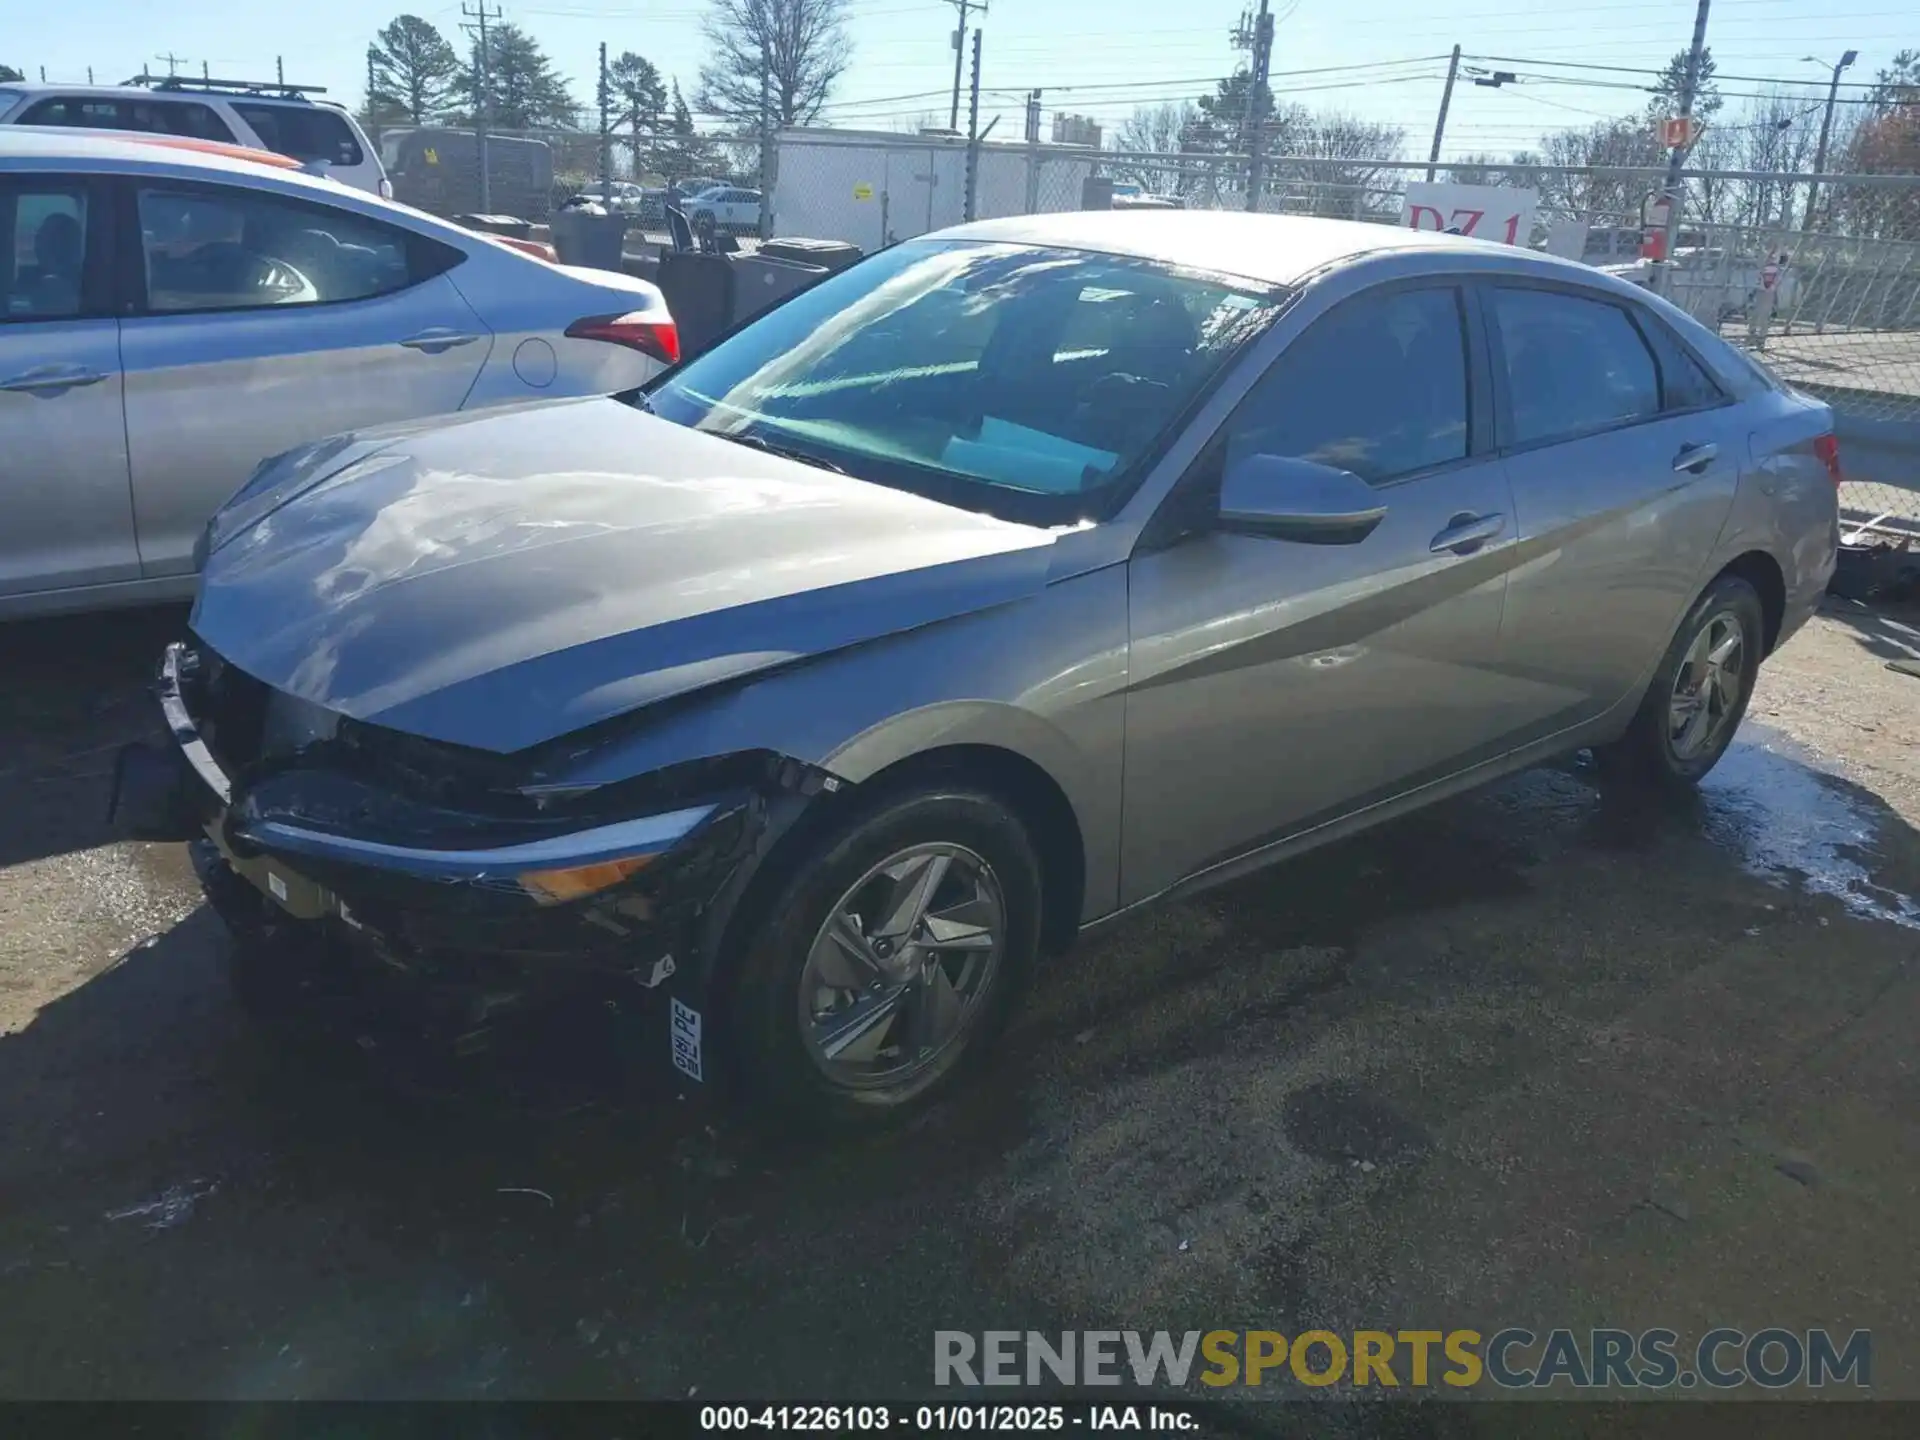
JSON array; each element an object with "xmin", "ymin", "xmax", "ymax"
[
  {"xmin": 1667, "ymin": 610, "xmax": 1745, "ymax": 760},
  {"xmin": 797, "ymin": 843, "xmax": 1006, "ymax": 1091}
]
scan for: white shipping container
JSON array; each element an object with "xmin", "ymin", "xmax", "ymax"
[{"xmin": 770, "ymin": 128, "xmax": 1101, "ymax": 249}]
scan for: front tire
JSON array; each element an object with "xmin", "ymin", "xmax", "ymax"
[
  {"xmin": 723, "ymin": 786, "xmax": 1043, "ymax": 1129},
  {"xmin": 1597, "ymin": 573, "xmax": 1764, "ymax": 788}
]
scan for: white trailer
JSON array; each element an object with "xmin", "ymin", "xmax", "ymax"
[{"xmin": 770, "ymin": 127, "xmax": 1102, "ymax": 251}]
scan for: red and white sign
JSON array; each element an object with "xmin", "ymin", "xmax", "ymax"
[
  {"xmin": 1659, "ymin": 116, "xmax": 1702, "ymax": 148},
  {"xmin": 1401, "ymin": 182, "xmax": 1537, "ymax": 247}
]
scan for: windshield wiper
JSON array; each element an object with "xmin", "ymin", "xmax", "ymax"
[{"xmin": 711, "ymin": 429, "xmax": 847, "ymax": 475}]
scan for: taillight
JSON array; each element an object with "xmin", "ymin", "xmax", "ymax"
[
  {"xmin": 1813, "ymin": 433, "xmax": 1842, "ymax": 486},
  {"xmin": 566, "ymin": 312, "xmax": 680, "ymax": 366}
]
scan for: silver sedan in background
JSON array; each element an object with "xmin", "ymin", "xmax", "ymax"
[
  {"xmin": 0, "ymin": 128, "xmax": 676, "ymax": 618},
  {"xmin": 127, "ymin": 211, "xmax": 1840, "ymax": 1129}
]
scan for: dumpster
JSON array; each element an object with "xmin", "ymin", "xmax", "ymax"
[
  {"xmin": 550, "ymin": 204, "xmax": 628, "ymax": 271},
  {"xmin": 731, "ymin": 253, "xmax": 832, "ymax": 325},
  {"xmin": 757, "ymin": 237, "xmax": 862, "ymax": 275},
  {"xmin": 657, "ymin": 251, "xmax": 737, "ymax": 359}
]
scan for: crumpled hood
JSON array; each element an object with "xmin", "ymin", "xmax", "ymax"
[{"xmin": 191, "ymin": 399, "xmax": 1058, "ymax": 753}]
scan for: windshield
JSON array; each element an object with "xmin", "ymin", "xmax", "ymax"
[{"xmin": 643, "ymin": 239, "xmax": 1284, "ymax": 525}]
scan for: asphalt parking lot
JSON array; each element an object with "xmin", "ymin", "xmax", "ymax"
[{"xmin": 2, "ymin": 601, "xmax": 1917, "ymax": 1422}]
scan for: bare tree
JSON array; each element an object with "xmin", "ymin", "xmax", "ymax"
[
  {"xmin": 1114, "ymin": 102, "xmax": 1197, "ymax": 155},
  {"xmin": 1531, "ymin": 118, "xmax": 1664, "ymax": 225},
  {"xmin": 1108, "ymin": 102, "xmax": 1200, "ymax": 193},
  {"xmin": 696, "ymin": 0, "xmax": 852, "ymax": 133},
  {"xmin": 1273, "ymin": 112, "xmax": 1406, "ymax": 220}
]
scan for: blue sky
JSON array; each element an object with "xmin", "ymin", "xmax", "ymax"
[{"xmin": 7, "ymin": 0, "xmax": 1914, "ymax": 159}]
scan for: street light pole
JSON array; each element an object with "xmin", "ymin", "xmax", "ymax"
[{"xmin": 1802, "ymin": 49, "xmax": 1859, "ymax": 232}]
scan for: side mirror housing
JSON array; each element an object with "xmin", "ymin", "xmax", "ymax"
[{"xmin": 1217, "ymin": 453, "xmax": 1387, "ymax": 545}]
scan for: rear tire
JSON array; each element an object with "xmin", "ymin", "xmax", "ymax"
[
  {"xmin": 723, "ymin": 785, "xmax": 1043, "ymax": 1131},
  {"xmin": 1595, "ymin": 573, "xmax": 1764, "ymax": 788}
]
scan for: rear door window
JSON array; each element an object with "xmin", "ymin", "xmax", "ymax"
[
  {"xmin": 230, "ymin": 104, "xmax": 363, "ymax": 167},
  {"xmin": 1, "ymin": 180, "xmax": 96, "ymax": 320},
  {"xmin": 1491, "ymin": 287, "xmax": 1661, "ymax": 448},
  {"xmin": 133, "ymin": 183, "xmax": 450, "ymax": 313}
]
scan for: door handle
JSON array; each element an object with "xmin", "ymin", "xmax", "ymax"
[
  {"xmin": 1672, "ymin": 442, "xmax": 1718, "ymax": 473},
  {"xmin": 397, "ymin": 329, "xmax": 481, "ymax": 354},
  {"xmin": 0, "ymin": 365, "xmax": 107, "ymax": 395},
  {"xmin": 1429, "ymin": 511, "xmax": 1506, "ymax": 556}
]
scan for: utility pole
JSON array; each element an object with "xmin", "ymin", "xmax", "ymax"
[
  {"xmin": 202, "ymin": 61, "xmax": 210, "ymax": 81},
  {"xmin": 1655, "ymin": 0, "xmax": 1712, "ymax": 298},
  {"xmin": 276, "ymin": 56, "xmax": 284, "ymax": 87},
  {"xmin": 1243, "ymin": 0, "xmax": 1274, "ymax": 213},
  {"xmin": 461, "ymin": 2, "xmax": 501, "ymax": 212},
  {"xmin": 157, "ymin": 53, "xmax": 184, "ymax": 76},
  {"xmin": 946, "ymin": 0, "xmax": 985, "ymax": 132},
  {"xmin": 598, "ymin": 41, "xmax": 612, "ymax": 205},
  {"xmin": 1023, "ymin": 87, "xmax": 1043, "ymax": 213},
  {"xmin": 1425, "ymin": 44, "xmax": 1462, "ymax": 183},
  {"xmin": 1803, "ymin": 49, "xmax": 1859, "ymax": 232},
  {"xmin": 758, "ymin": 35, "xmax": 773, "ymax": 235},
  {"xmin": 964, "ymin": 28, "xmax": 983, "ymax": 221}
]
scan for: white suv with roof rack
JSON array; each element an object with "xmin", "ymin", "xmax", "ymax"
[{"xmin": 0, "ymin": 73, "xmax": 390, "ymax": 197}]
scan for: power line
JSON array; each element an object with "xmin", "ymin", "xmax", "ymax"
[{"xmin": 1461, "ymin": 52, "xmax": 1889, "ymax": 89}]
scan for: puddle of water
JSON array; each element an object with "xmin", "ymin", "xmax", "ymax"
[{"xmin": 1699, "ymin": 727, "xmax": 1920, "ymax": 930}]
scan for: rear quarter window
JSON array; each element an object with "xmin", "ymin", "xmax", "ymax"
[
  {"xmin": 18, "ymin": 96, "xmax": 235, "ymax": 142},
  {"xmin": 231, "ymin": 104, "xmax": 364, "ymax": 168}
]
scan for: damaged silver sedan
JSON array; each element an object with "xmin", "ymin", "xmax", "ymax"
[{"xmin": 116, "ymin": 212, "xmax": 1839, "ymax": 1126}]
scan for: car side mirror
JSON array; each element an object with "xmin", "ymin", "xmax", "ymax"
[{"xmin": 1217, "ymin": 453, "xmax": 1388, "ymax": 545}]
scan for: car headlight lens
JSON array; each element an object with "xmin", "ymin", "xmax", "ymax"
[{"xmin": 516, "ymin": 854, "xmax": 658, "ymax": 905}]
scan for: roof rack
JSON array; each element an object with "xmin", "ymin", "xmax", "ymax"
[{"xmin": 122, "ymin": 71, "xmax": 328, "ymax": 100}]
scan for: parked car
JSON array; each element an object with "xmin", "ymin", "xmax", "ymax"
[
  {"xmin": 1598, "ymin": 247, "xmax": 1799, "ymax": 328},
  {"xmin": 0, "ymin": 74, "xmax": 390, "ymax": 197},
  {"xmin": 688, "ymin": 185, "xmax": 762, "ymax": 236},
  {"xmin": 121, "ymin": 211, "xmax": 1839, "ymax": 1129},
  {"xmin": 0, "ymin": 128, "xmax": 675, "ymax": 618}
]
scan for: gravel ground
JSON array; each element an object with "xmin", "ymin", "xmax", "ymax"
[{"xmin": 1, "ymin": 600, "xmax": 1916, "ymax": 1421}]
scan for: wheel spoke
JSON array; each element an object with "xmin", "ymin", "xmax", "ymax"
[
  {"xmin": 1707, "ymin": 627, "xmax": 1742, "ymax": 669},
  {"xmin": 922, "ymin": 885, "xmax": 998, "ymax": 950},
  {"xmin": 1711, "ymin": 662, "xmax": 1742, "ymax": 713},
  {"xmin": 811, "ymin": 911, "xmax": 883, "ymax": 990},
  {"xmin": 874, "ymin": 852, "xmax": 951, "ymax": 939},
  {"xmin": 1675, "ymin": 687, "xmax": 1714, "ymax": 755},
  {"xmin": 816, "ymin": 985, "xmax": 907, "ymax": 1063},
  {"xmin": 903, "ymin": 962, "xmax": 965, "ymax": 1056}
]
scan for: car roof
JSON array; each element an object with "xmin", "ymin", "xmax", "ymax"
[
  {"xmin": 0, "ymin": 126, "xmax": 460, "ymax": 232},
  {"xmin": 935, "ymin": 210, "xmax": 1535, "ymax": 288},
  {"xmin": 0, "ymin": 80, "xmax": 340, "ymax": 111}
]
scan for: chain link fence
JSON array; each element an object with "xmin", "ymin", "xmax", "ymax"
[{"xmin": 374, "ymin": 123, "xmax": 763, "ymax": 225}]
